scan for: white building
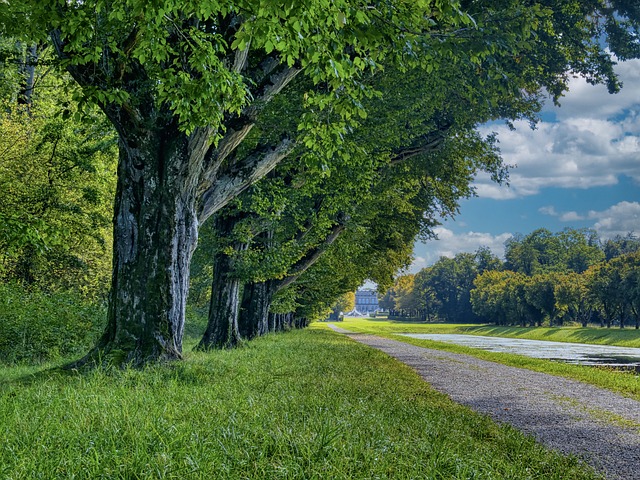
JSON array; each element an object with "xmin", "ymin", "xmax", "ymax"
[{"xmin": 354, "ymin": 289, "xmax": 378, "ymax": 314}]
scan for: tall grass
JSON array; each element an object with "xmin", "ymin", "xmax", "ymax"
[{"xmin": 0, "ymin": 329, "xmax": 600, "ymax": 479}]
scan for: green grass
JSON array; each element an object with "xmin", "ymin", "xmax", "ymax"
[
  {"xmin": 0, "ymin": 328, "xmax": 601, "ymax": 479},
  {"xmin": 330, "ymin": 318, "xmax": 640, "ymax": 401},
  {"xmin": 335, "ymin": 317, "xmax": 640, "ymax": 347}
]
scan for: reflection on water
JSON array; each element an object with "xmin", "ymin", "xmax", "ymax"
[{"xmin": 399, "ymin": 334, "xmax": 640, "ymax": 371}]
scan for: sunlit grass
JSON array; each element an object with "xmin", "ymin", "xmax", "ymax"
[
  {"xmin": 335, "ymin": 317, "xmax": 640, "ymax": 347},
  {"xmin": 0, "ymin": 329, "xmax": 600, "ymax": 479},
  {"xmin": 326, "ymin": 318, "xmax": 640, "ymax": 401}
]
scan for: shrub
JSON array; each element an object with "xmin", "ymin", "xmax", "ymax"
[{"xmin": 0, "ymin": 283, "xmax": 105, "ymax": 365}]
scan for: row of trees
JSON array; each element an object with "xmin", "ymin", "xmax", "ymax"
[
  {"xmin": 384, "ymin": 230, "xmax": 640, "ymax": 328},
  {"xmin": 472, "ymin": 251, "xmax": 640, "ymax": 329},
  {"xmin": 2, "ymin": 1, "xmax": 639, "ymax": 366}
]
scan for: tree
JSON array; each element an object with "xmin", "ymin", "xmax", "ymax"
[
  {"xmin": 558, "ymin": 228, "xmax": 604, "ymax": 273},
  {"xmin": 505, "ymin": 229, "xmax": 562, "ymax": 275},
  {"xmin": 554, "ymin": 272, "xmax": 594, "ymax": 327},
  {"xmin": 619, "ymin": 252, "xmax": 640, "ymax": 329},
  {"xmin": 603, "ymin": 233, "xmax": 640, "ymax": 261},
  {"xmin": 0, "ymin": 81, "xmax": 116, "ymax": 297},
  {"xmin": 475, "ymin": 246, "xmax": 503, "ymax": 274},
  {"xmin": 505, "ymin": 228, "xmax": 605, "ymax": 275},
  {"xmin": 415, "ymin": 254, "xmax": 478, "ymax": 322},
  {"xmin": 524, "ymin": 273, "xmax": 560, "ymax": 326},
  {"xmin": 3, "ymin": 0, "xmax": 638, "ymax": 365},
  {"xmin": 585, "ymin": 261, "xmax": 624, "ymax": 328},
  {"xmin": 330, "ymin": 292, "xmax": 355, "ymax": 320},
  {"xmin": 4, "ymin": 1, "xmax": 477, "ymax": 365},
  {"xmin": 471, "ymin": 270, "xmax": 513, "ymax": 325}
]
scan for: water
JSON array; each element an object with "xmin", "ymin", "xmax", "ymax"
[{"xmin": 399, "ymin": 334, "xmax": 640, "ymax": 370}]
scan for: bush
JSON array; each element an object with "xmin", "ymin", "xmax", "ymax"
[
  {"xmin": 0, "ymin": 283, "xmax": 106, "ymax": 365},
  {"xmin": 184, "ymin": 304, "xmax": 208, "ymax": 340}
]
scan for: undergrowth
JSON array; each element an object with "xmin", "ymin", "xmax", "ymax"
[{"xmin": 0, "ymin": 283, "xmax": 105, "ymax": 365}]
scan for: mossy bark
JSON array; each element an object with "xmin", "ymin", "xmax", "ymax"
[{"xmin": 68, "ymin": 126, "xmax": 199, "ymax": 368}]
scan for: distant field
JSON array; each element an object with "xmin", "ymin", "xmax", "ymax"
[
  {"xmin": 335, "ymin": 317, "xmax": 640, "ymax": 347},
  {"xmin": 325, "ymin": 318, "xmax": 640, "ymax": 400}
]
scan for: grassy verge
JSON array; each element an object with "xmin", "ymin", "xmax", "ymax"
[
  {"xmin": 329, "ymin": 318, "xmax": 640, "ymax": 401},
  {"xmin": 336, "ymin": 317, "xmax": 640, "ymax": 347},
  {"xmin": 0, "ymin": 329, "xmax": 600, "ymax": 479}
]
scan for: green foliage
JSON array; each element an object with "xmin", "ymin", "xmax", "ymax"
[
  {"xmin": 0, "ymin": 94, "xmax": 117, "ymax": 297},
  {"xmin": 603, "ymin": 233, "xmax": 640, "ymax": 261},
  {"xmin": 505, "ymin": 228, "xmax": 603, "ymax": 275},
  {"xmin": 0, "ymin": 328, "xmax": 601, "ymax": 479},
  {"xmin": 471, "ymin": 250, "xmax": 640, "ymax": 328},
  {"xmin": 331, "ymin": 291, "xmax": 355, "ymax": 314},
  {"xmin": 0, "ymin": 283, "xmax": 105, "ymax": 365},
  {"xmin": 1, "ymin": 0, "xmax": 472, "ymax": 136}
]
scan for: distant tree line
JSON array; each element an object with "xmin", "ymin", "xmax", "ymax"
[{"xmin": 382, "ymin": 229, "xmax": 640, "ymax": 329}]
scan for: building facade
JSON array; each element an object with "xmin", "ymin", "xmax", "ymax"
[{"xmin": 354, "ymin": 289, "xmax": 379, "ymax": 314}]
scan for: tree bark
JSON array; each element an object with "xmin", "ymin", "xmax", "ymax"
[
  {"xmin": 196, "ymin": 220, "xmax": 243, "ymax": 349},
  {"xmin": 238, "ymin": 280, "xmax": 277, "ymax": 339},
  {"xmin": 17, "ymin": 42, "xmax": 37, "ymax": 110},
  {"xmin": 68, "ymin": 128, "xmax": 200, "ymax": 368},
  {"xmin": 48, "ymin": 25, "xmax": 298, "ymax": 367}
]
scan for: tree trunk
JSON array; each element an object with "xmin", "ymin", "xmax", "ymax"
[
  {"xmin": 196, "ymin": 216, "xmax": 244, "ymax": 349},
  {"xmin": 17, "ymin": 42, "xmax": 37, "ymax": 110},
  {"xmin": 68, "ymin": 128, "xmax": 199, "ymax": 368},
  {"xmin": 238, "ymin": 280, "xmax": 276, "ymax": 339}
]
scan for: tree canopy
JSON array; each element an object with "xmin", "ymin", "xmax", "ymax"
[{"xmin": 2, "ymin": 0, "xmax": 639, "ymax": 365}]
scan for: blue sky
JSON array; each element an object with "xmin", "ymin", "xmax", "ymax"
[{"xmin": 411, "ymin": 58, "xmax": 640, "ymax": 272}]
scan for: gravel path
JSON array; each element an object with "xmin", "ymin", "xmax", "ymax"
[{"xmin": 328, "ymin": 325, "xmax": 640, "ymax": 480}]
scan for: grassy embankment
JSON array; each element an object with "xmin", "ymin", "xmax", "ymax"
[
  {"xmin": 331, "ymin": 317, "xmax": 640, "ymax": 400},
  {"xmin": 0, "ymin": 327, "xmax": 601, "ymax": 479}
]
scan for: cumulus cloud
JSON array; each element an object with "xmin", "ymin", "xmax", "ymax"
[
  {"xmin": 475, "ymin": 58, "xmax": 640, "ymax": 200},
  {"xmin": 559, "ymin": 211, "xmax": 585, "ymax": 222},
  {"xmin": 589, "ymin": 201, "xmax": 640, "ymax": 239},
  {"xmin": 550, "ymin": 59, "xmax": 640, "ymax": 120},
  {"xmin": 410, "ymin": 227, "xmax": 513, "ymax": 271},
  {"xmin": 539, "ymin": 206, "xmax": 585, "ymax": 221}
]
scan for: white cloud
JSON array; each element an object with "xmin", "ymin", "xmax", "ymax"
[
  {"xmin": 475, "ymin": 58, "xmax": 640, "ymax": 200},
  {"xmin": 559, "ymin": 211, "xmax": 584, "ymax": 221},
  {"xmin": 548, "ymin": 59, "xmax": 640, "ymax": 120},
  {"xmin": 539, "ymin": 206, "xmax": 585, "ymax": 221},
  {"xmin": 539, "ymin": 206, "xmax": 558, "ymax": 216},
  {"xmin": 410, "ymin": 227, "xmax": 513, "ymax": 271},
  {"xmin": 588, "ymin": 201, "xmax": 640, "ymax": 239}
]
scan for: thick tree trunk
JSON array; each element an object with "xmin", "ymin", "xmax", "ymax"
[
  {"xmin": 238, "ymin": 280, "xmax": 277, "ymax": 339},
  {"xmin": 68, "ymin": 129, "xmax": 199, "ymax": 368},
  {"xmin": 197, "ymin": 216, "xmax": 243, "ymax": 350}
]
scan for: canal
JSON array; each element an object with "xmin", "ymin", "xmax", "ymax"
[{"xmin": 399, "ymin": 334, "xmax": 640, "ymax": 369}]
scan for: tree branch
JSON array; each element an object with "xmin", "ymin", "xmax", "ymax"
[
  {"xmin": 388, "ymin": 133, "xmax": 447, "ymax": 165},
  {"xmin": 276, "ymin": 221, "xmax": 346, "ymax": 291},
  {"xmin": 198, "ymin": 64, "xmax": 301, "ymax": 185},
  {"xmin": 198, "ymin": 138, "xmax": 294, "ymax": 223}
]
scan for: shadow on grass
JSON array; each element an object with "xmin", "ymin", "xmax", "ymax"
[{"xmin": 0, "ymin": 363, "xmax": 80, "ymax": 389}]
